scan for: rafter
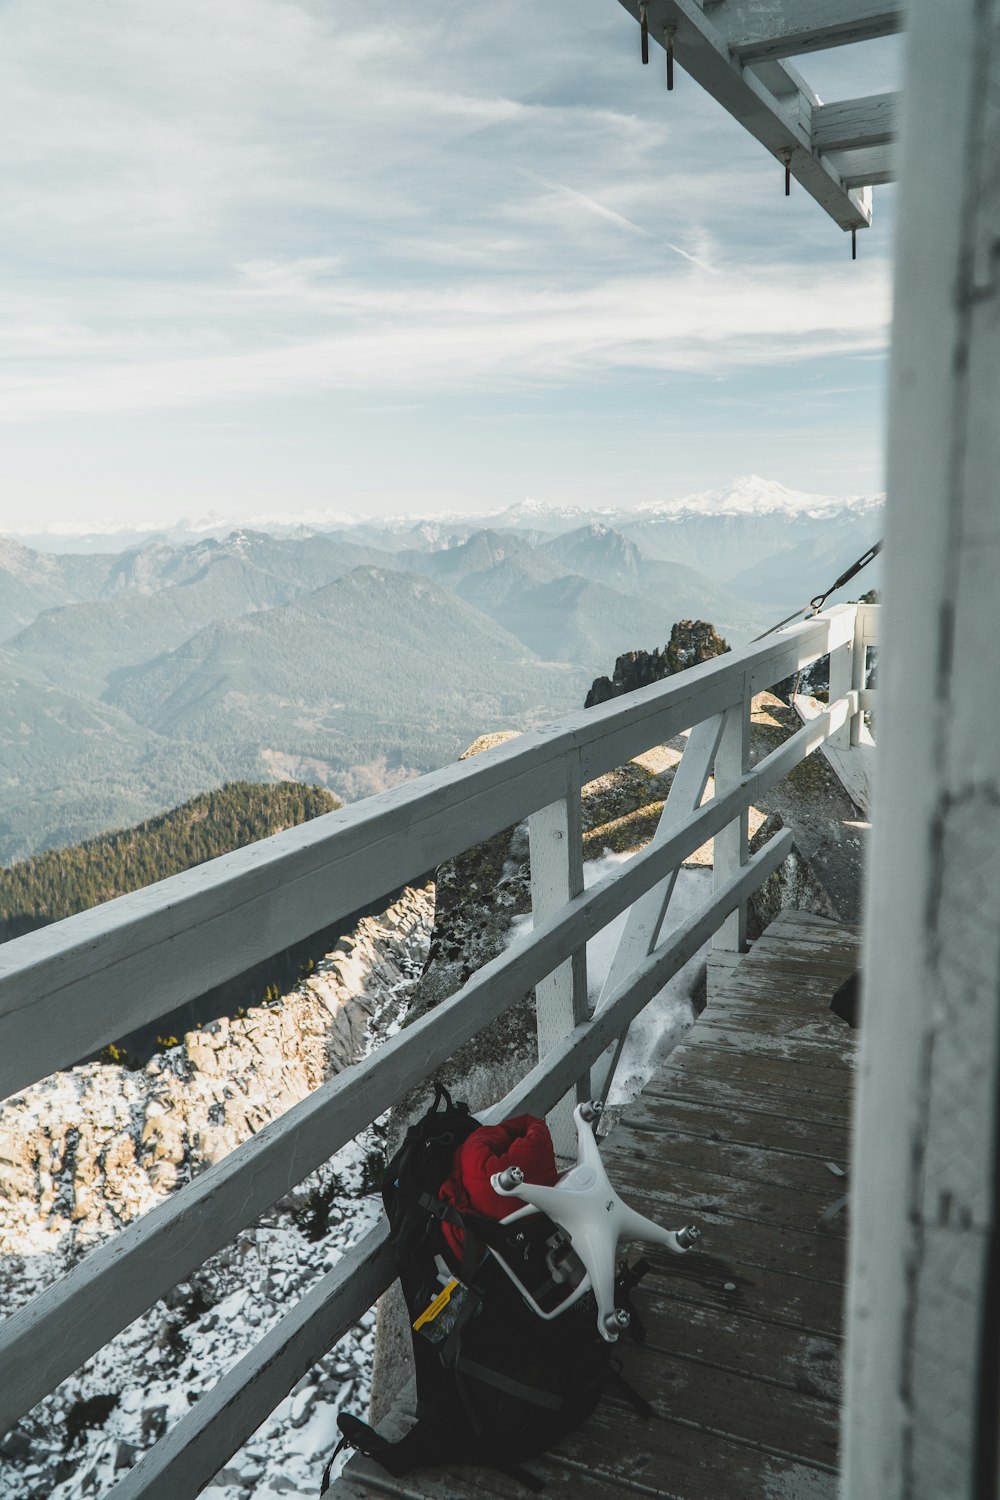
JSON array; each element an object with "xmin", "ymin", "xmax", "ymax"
[
  {"xmin": 706, "ymin": 0, "xmax": 905, "ymax": 63},
  {"xmin": 826, "ymin": 144, "xmax": 898, "ymax": 188},
  {"xmin": 812, "ymin": 92, "xmax": 899, "ymax": 153},
  {"xmin": 615, "ymin": 0, "xmax": 878, "ymax": 228}
]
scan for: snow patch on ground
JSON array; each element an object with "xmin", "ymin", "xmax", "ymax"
[
  {"xmin": 509, "ymin": 850, "xmax": 712, "ymax": 1109},
  {"xmin": 0, "ymin": 897, "xmax": 433, "ymax": 1500}
]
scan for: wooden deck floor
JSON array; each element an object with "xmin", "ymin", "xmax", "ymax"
[{"xmin": 334, "ymin": 909, "xmax": 860, "ymax": 1500}]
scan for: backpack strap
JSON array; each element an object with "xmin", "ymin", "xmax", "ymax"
[
  {"xmin": 490, "ymin": 1459, "xmax": 546, "ymax": 1493},
  {"xmin": 617, "ymin": 1256, "xmax": 651, "ymax": 1345},
  {"xmin": 456, "ymin": 1358, "xmax": 567, "ymax": 1411},
  {"xmin": 607, "ymin": 1362, "xmax": 653, "ymax": 1421},
  {"xmin": 417, "ymin": 1192, "xmax": 484, "ymax": 1287},
  {"xmin": 319, "ymin": 1434, "xmax": 348, "ymax": 1494}
]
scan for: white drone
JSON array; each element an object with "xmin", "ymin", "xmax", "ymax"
[{"xmin": 490, "ymin": 1100, "xmax": 700, "ymax": 1342}]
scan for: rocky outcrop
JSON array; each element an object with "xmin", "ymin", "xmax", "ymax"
[
  {"xmin": 585, "ymin": 621, "xmax": 730, "ymax": 708},
  {"xmin": 0, "ymin": 886, "xmax": 433, "ymax": 1274},
  {"xmin": 746, "ymin": 692, "xmax": 868, "ymax": 932},
  {"xmin": 0, "ymin": 886, "xmax": 434, "ymax": 1500}
]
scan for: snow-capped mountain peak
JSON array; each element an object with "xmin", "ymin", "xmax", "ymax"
[{"xmin": 640, "ymin": 474, "xmax": 878, "ymax": 519}]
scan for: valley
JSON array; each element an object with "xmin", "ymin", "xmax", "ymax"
[{"xmin": 0, "ymin": 477, "xmax": 883, "ymax": 865}]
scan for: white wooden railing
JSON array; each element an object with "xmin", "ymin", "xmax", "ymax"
[{"xmin": 0, "ymin": 601, "xmax": 877, "ymax": 1499}]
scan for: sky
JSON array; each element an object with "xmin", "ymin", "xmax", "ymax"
[{"xmin": 0, "ymin": 1, "xmax": 903, "ymax": 530}]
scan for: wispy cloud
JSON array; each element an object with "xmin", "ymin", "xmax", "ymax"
[
  {"xmin": 516, "ymin": 168, "xmax": 651, "ymax": 238},
  {"xmin": 0, "ymin": 0, "xmax": 898, "ymax": 516},
  {"xmin": 0, "ymin": 261, "xmax": 891, "ymax": 421}
]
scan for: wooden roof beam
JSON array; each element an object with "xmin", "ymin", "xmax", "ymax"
[
  {"xmin": 812, "ymin": 91, "xmax": 900, "ymax": 153},
  {"xmin": 615, "ymin": 0, "xmax": 874, "ymax": 228},
  {"xmin": 707, "ymin": 0, "xmax": 905, "ymax": 64},
  {"xmin": 826, "ymin": 143, "xmax": 898, "ymax": 188}
]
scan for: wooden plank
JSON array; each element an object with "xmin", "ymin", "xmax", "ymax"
[
  {"xmin": 603, "ymin": 1151, "xmax": 848, "ymax": 1246},
  {"xmin": 711, "ymin": 967, "xmax": 854, "ymax": 995},
  {"xmin": 605, "ymin": 1175, "xmax": 849, "ymax": 1286},
  {"xmin": 689, "ymin": 1026, "xmax": 854, "ymax": 1072},
  {"xmin": 0, "ymin": 622, "xmax": 834, "ymax": 1101},
  {"xmin": 707, "ymin": 996, "xmax": 851, "ymax": 1030},
  {"xmin": 712, "ymin": 964, "xmax": 856, "ymax": 998},
  {"xmin": 697, "ymin": 1006, "xmax": 856, "ymax": 1053},
  {"xmin": 706, "ymin": 993, "xmax": 852, "ymax": 1030},
  {"xmin": 339, "ymin": 1350, "xmax": 839, "ymax": 1499},
  {"xmin": 607, "ymin": 1123, "xmax": 849, "ymax": 1203},
  {"xmin": 562, "ymin": 1405, "xmax": 840, "ymax": 1496},
  {"xmin": 658, "ymin": 1042, "xmax": 853, "ymax": 1100},
  {"xmin": 643, "ymin": 1072, "xmax": 851, "ymax": 1130},
  {"xmin": 741, "ymin": 927, "xmax": 861, "ymax": 958},
  {"xmin": 617, "ymin": 1090, "xmax": 851, "ymax": 1161},
  {"xmin": 733, "ymin": 913, "xmax": 857, "ymax": 945},
  {"xmin": 712, "ymin": 0, "xmax": 904, "ymax": 62},
  {"xmin": 604, "ymin": 1338, "xmax": 840, "ymax": 1468},
  {"xmin": 828, "ymin": 144, "xmax": 899, "ymax": 188},
  {"xmin": 687, "ymin": 1040, "xmax": 851, "ymax": 1085},
  {"xmin": 637, "ymin": 1295, "xmax": 844, "ymax": 1403},
  {"xmin": 812, "ymin": 91, "xmax": 899, "ymax": 152},
  {"xmin": 761, "ymin": 906, "xmax": 857, "ymax": 930},
  {"xmin": 628, "ymin": 1241, "xmax": 847, "ymax": 1340},
  {"xmin": 712, "ymin": 700, "xmax": 750, "ymax": 951},
  {"xmin": 529, "ymin": 775, "xmax": 589, "ymax": 1153}
]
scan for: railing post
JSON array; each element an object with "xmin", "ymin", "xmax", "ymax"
[
  {"xmin": 711, "ymin": 695, "xmax": 750, "ymax": 952},
  {"xmin": 827, "ymin": 603, "xmax": 858, "ymax": 751},
  {"xmin": 852, "ymin": 603, "xmax": 878, "ymax": 747},
  {"xmin": 528, "ymin": 754, "xmax": 588, "ymax": 1156},
  {"xmin": 850, "ymin": 605, "xmax": 866, "ymax": 747}
]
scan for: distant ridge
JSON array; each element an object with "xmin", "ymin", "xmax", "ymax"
[{"xmin": 4, "ymin": 476, "xmax": 885, "ymax": 554}]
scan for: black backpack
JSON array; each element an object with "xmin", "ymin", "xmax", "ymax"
[{"xmin": 326, "ymin": 1083, "xmax": 651, "ymax": 1492}]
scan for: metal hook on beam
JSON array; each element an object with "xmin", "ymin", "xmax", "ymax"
[
  {"xmin": 639, "ymin": 2, "xmax": 649, "ymax": 64},
  {"xmin": 852, "ymin": 227, "xmax": 857, "ymax": 261},
  {"xmin": 664, "ymin": 23, "xmax": 677, "ymax": 89},
  {"xmin": 782, "ymin": 148, "xmax": 793, "ymax": 197}
]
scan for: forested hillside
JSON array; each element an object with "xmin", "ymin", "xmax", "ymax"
[{"xmin": 0, "ymin": 782, "xmax": 340, "ymax": 941}]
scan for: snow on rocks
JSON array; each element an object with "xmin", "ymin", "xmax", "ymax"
[{"xmin": 0, "ymin": 885, "xmax": 433, "ymax": 1500}]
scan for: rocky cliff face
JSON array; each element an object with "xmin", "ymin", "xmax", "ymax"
[{"xmin": 0, "ymin": 886, "xmax": 434, "ymax": 1500}]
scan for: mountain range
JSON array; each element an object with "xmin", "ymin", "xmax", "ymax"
[{"xmin": 0, "ymin": 477, "xmax": 884, "ymax": 864}]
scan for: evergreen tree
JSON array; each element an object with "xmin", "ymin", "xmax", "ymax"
[{"xmin": 0, "ymin": 782, "xmax": 341, "ymax": 942}]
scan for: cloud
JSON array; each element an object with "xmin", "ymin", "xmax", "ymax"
[
  {"xmin": 515, "ymin": 168, "xmax": 651, "ymax": 238},
  {"xmin": 0, "ymin": 259, "xmax": 891, "ymax": 421},
  {"xmin": 0, "ymin": 0, "xmax": 897, "ymax": 510}
]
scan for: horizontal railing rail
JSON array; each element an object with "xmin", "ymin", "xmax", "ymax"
[{"xmin": 0, "ymin": 602, "xmax": 878, "ymax": 1499}]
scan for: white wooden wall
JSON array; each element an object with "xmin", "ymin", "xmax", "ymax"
[{"xmin": 843, "ymin": 2, "xmax": 1000, "ymax": 1495}]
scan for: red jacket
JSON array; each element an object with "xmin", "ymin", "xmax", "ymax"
[{"xmin": 438, "ymin": 1114, "xmax": 558, "ymax": 1258}]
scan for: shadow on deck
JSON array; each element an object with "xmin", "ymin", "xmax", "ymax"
[{"xmin": 334, "ymin": 909, "xmax": 860, "ymax": 1500}]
